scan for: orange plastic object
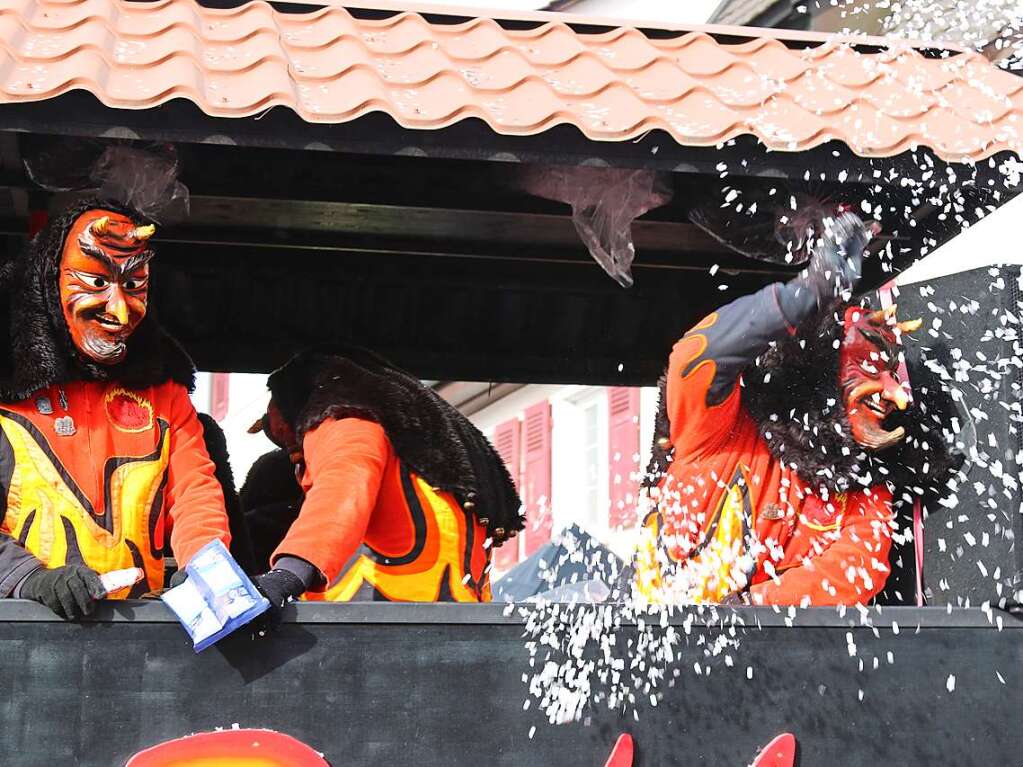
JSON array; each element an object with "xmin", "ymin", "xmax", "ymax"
[{"xmin": 125, "ymin": 729, "xmax": 329, "ymax": 767}]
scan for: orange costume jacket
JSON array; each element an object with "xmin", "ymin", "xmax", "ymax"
[
  {"xmin": 272, "ymin": 418, "xmax": 492, "ymax": 602},
  {"xmin": 635, "ymin": 285, "xmax": 893, "ymax": 606},
  {"xmin": 0, "ymin": 381, "xmax": 230, "ymax": 598}
]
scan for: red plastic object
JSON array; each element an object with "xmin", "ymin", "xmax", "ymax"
[
  {"xmin": 750, "ymin": 732, "xmax": 797, "ymax": 767},
  {"xmin": 604, "ymin": 733, "xmax": 634, "ymax": 767},
  {"xmin": 125, "ymin": 728, "xmax": 330, "ymax": 766}
]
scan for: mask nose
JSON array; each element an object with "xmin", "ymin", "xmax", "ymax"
[
  {"xmin": 106, "ymin": 286, "xmax": 128, "ymax": 325},
  {"xmin": 880, "ymin": 372, "xmax": 910, "ymax": 411}
]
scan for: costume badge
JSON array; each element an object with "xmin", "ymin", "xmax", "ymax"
[
  {"xmin": 761, "ymin": 504, "xmax": 785, "ymax": 521},
  {"xmin": 35, "ymin": 396, "xmax": 53, "ymax": 415},
  {"xmin": 105, "ymin": 387, "xmax": 154, "ymax": 433},
  {"xmin": 54, "ymin": 416, "xmax": 76, "ymax": 437}
]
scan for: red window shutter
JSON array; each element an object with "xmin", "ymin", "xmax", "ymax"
[
  {"xmin": 492, "ymin": 419, "xmax": 522, "ymax": 571},
  {"xmin": 607, "ymin": 387, "xmax": 640, "ymax": 530},
  {"xmin": 522, "ymin": 400, "xmax": 553, "ymax": 557},
  {"xmin": 493, "ymin": 419, "xmax": 522, "ymax": 489},
  {"xmin": 210, "ymin": 373, "xmax": 230, "ymax": 422}
]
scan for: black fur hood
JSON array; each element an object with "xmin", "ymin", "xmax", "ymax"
[
  {"xmin": 267, "ymin": 345, "xmax": 524, "ymax": 539},
  {"xmin": 0, "ymin": 198, "xmax": 195, "ymax": 402}
]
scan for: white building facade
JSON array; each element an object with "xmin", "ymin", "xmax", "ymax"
[{"xmin": 464, "ymin": 383, "xmax": 659, "ymax": 575}]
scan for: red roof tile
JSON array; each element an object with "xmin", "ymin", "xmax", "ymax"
[{"xmin": 1, "ymin": 0, "xmax": 1021, "ymax": 161}]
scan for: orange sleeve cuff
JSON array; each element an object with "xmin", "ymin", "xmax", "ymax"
[{"xmin": 272, "ymin": 418, "xmax": 391, "ymax": 588}]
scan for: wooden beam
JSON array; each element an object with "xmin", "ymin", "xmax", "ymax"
[{"xmin": 185, "ymin": 196, "xmax": 733, "ymax": 253}]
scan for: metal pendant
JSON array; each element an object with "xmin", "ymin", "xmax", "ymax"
[
  {"xmin": 35, "ymin": 396, "xmax": 53, "ymax": 415},
  {"xmin": 54, "ymin": 416, "xmax": 76, "ymax": 437}
]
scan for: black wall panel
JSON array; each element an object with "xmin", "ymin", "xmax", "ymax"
[{"xmin": 0, "ymin": 601, "xmax": 1019, "ymax": 766}]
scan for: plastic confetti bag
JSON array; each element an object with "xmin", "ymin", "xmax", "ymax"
[{"xmin": 517, "ymin": 165, "xmax": 673, "ymax": 287}]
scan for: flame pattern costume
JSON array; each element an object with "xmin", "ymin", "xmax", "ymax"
[
  {"xmin": 284, "ymin": 418, "xmax": 495, "ymax": 602},
  {"xmin": 245, "ymin": 346, "xmax": 523, "ymax": 602},
  {"xmin": 635, "ymin": 212, "xmax": 926, "ymax": 607},
  {"xmin": 0, "ymin": 200, "xmax": 230, "ymax": 599},
  {"xmin": 635, "ymin": 286, "xmax": 894, "ymax": 606}
]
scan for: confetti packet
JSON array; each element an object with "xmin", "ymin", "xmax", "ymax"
[{"xmin": 161, "ymin": 539, "xmax": 269, "ymax": 652}]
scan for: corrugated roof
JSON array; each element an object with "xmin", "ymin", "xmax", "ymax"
[{"xmin": 1, "ymin": 0, "xmax": 1021, "ymax": 161}]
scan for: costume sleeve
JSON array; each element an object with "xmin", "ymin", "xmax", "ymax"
[
  {"xmin": 667, "ymin": 282, "xmax": 805, "ymax": 458},
  {"xmin": 749, "ymin": 491, "xmax": 894, "ymax": 606},
  {"xmin": 272, "ymin": 418, "xmax": 391, "ymax": 590},
  {"xmin": 165, "ymin": 385, "xmax": 231, "ymax": 567},
  {"xmin": 0, "ymin": 535, "xmax": 44, "ymax": 598}
]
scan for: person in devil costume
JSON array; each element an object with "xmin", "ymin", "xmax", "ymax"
[
  {"xmin": 635, "ymin": 210, "xmax": 932, "ymax": 606},
  {"xmin": 240, "ymin": 345, "xmax": 523, "ymax": 609},
  {"xmin": 0, "ymin": 185, "xmax": 231, "ymax": 619}
]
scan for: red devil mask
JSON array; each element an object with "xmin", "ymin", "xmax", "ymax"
[
  {"xmin": 58, "ymin": 210, "xmax": 155, "ymax": 365},
  {"xmin": 839, "ymin": 305, "xmax": 921, "ymax": 451}
]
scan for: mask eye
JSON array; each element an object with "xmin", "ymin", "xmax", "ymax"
[
  {"xmin": 82, "ymin": 274, "xmax": 108, "ymax": 289},
  {"xmin": 123, "ymin": 276, "xmax": 147, "ymax": 291},
  {"xmin": 859, "ymin": 360, "xmax": 879, "ymax": 376}
]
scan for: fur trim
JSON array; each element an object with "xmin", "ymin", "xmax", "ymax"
[
  {"xmin": 267, "ymin": 345, "xmax": 524, "ymax": 538},
  {"xmin": 0, "ymin": 198, "xmax": 195, "ymax": 402}
]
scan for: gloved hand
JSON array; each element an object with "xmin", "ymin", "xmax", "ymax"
[
  {"xmin": 779, "ymin": 211, "xmax": 873, "ymax": 322},
  {"xmin": 253, "ymin": 568, "xmax": 307, "ymax": 610},
  {"xmin": 720, "ymin": 591, "xmax": 751, "ymax": 607},
  {"xmin": 20, "ymin": 564, "xmax": 106, "ymax": 620},
  {"xmin": 249, "ymin": 568, "xmax": 307, "ymax": 636},
  {"xmin": 168, "ymin": 568, "xmax": 188, "ymax": 589}
]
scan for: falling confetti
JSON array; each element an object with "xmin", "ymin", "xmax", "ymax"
[{"xmin": 514, "ymin": 1, "xmax": 1023, "ymax": 741}]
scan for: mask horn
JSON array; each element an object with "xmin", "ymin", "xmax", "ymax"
[
  {"xmin": 130, "ymin": 224, "xmax": 156, "ymax": 242},
  {"xmin": 867, "ymin": 308, "xmax": 887, "ymax": 324},
  {"xmin": 89, "ymin": 216, "xmax": 110, "ymax": 236}
]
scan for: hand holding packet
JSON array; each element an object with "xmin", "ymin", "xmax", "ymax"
[
  {"xmin": 98, "ymin": 567, "xmax": 144, "ymax": 596},
  {"xmin": 161, "ymin": 539, "xmax": 269, "ymax": 652}
]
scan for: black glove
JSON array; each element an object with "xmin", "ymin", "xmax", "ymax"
[
  {"xmin": 253, "ymin": 568, "xmax": 307, "ymax": 610},
  {"xmin": 778, "ymin": 211, "xmax": 872, "ymax": 322},
  {"xmin": 20, "ymin": 564, "xmax": 106, "ymax": 620},
  {"xmin": 168, "ymin": 568, "xmax": 188, "ymax": 589},
  {"xmin": 720, "ymin": 591, "xmax": 751, "ymax": 607}
]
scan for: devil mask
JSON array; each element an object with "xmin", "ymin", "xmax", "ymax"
[
  {"xmin": 0, "ymin": 198, "xmax": 195, "ymax": 402},
  {"xmin": 640, "ymin": 299, "xmax": 934, "ymax": 494},
  {"xmin": 840, "ymin": 306, "xmax": 921, "ymax": 452},
  {"xmin": 58, "ymin": 210, "xmax": 155, "ymax": 365}
]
